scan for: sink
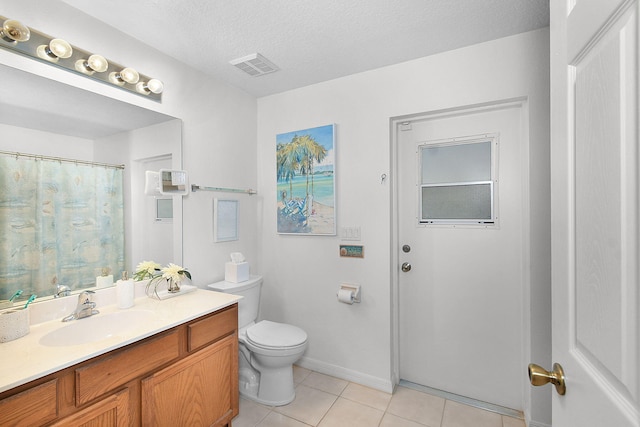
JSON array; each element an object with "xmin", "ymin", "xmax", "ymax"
[{"xmin": 39, "ymin": 310, "xmax": 156, "ymax": 347}]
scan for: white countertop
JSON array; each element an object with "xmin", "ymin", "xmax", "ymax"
[{"xmin": 0, "ymin": 286, "xmax": 241, "ymax": 394}]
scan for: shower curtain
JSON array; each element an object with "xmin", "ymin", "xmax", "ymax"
[{"xmin": 0, "ymin": 156, "xmax": 124, "ymax": 299}]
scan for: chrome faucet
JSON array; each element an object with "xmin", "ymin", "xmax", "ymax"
[
  {"xmin": 55, "ymin": 284, "xmax": 71, "ymax": 298},
  {"xmin": 62, "ymin": 290, "xmax": 99, "ymax": 322}
]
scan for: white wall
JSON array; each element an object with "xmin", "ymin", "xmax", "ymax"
[
  {"xmin": 257, "ymin": 29, "xmax": 550, "ymax": 425},
  {"xmin": 0, "ymin": 123, "xmax": 93, "ymax": 159},
  {"xmin": 0, "ymin": 0, "xmax": 259, "ymax": 286}
]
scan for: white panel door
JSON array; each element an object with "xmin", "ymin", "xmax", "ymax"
[
  {"xmin": 398, "ymin": 104, "xmax": 524, "ymax": 409},
  {"xmin": 550, "ymin": 0, "xmax": 639, "ymax": 425}
]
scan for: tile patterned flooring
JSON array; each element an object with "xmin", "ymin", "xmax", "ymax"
[{"xmin": 232, "ymin": 366, "xmax": 526, "ymax": 427}]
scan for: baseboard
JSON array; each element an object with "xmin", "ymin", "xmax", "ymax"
[
  {"xmin": 527, "ymin": 419, "xmax": 552, "ymax": 427},
  {"xmin": 296, "ymin": 356, "xmax": 394, "ymax": 394}
]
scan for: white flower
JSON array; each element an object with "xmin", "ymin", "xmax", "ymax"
[
  {"xmin": 162, "ymin": 263, "xmax": 187, "ymax": 283},
  {"xmin": 133, "ymin": 260, "xmax": 161, "ymax": 281},
  {"xmin": 136, "ymin": 260, "xmax": 161, "ymax": 275}
]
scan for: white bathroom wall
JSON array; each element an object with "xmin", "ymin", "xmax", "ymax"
[
  {"xmin": 257, "ymin": 29, "xmax": 551, "ymax": 425},
  {"xmin": 0, "ymin": 123, "xmax": 93, "ymax": 160},
  {"xmin": 0, "ymin": 0, "xmax": 259, "ymax": 286}
]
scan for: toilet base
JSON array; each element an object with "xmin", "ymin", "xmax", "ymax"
[
  {"xmin": 238, "ymin": 365, "xmax": 260, "ymax": 400},
  {"xmin": 238, "ymin": 347, "xmax": 297, "ymax": 406},
  {"xmin": 254, "ymin": 364, "xmax": 296, "ymax": 406},
  {"xmin": 239, "ymin": 382, "xmax": 296, "ymax": 407}
]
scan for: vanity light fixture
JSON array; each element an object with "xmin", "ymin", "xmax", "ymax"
[
  {"xmin": 0, "ymin": 19, "xmax": 30, "ymax": 43},
  {"xmin": 74, "ymin": 54, "xmax": 109, "ymax": 74},
  {"xmin": 136, "ymin": 78, "xmax": 164, "ymax": 95},
  {"xmin": 36, "ymin": 38, "xmax": 73, "ymax": 62},
  {"xmin": 109, "ymin": 67, "xmax": 140, "ymax": 85},
  {"xmin": 0, "ymin": 15, "xmax": 163, "ymax": 101}
]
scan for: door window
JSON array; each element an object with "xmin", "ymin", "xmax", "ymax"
[{"xmin": 419, "ymin": 136, "xmax": 497, "ymax": 224}]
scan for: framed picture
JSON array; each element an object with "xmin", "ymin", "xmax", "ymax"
[
  {"xmin": 213, "ymin": 198, "xmax": 239, "ymax": 242},
  {"xmin": 276, "ymin": 124, "xmax": 336, "ymax": 235}
]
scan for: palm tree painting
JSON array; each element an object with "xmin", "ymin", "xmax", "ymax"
[{"xmin": 276, "ymin": 124, "xmax": 335, "ymax": 234}]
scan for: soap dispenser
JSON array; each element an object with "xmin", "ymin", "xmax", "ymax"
[{"xmin": 116, "ymin": 271, "xmax": 134, "ymax": 309}]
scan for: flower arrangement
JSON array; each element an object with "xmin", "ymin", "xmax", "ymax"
[
  {"xmin": 133, "ymin": 261, "xmax": 161, "ymax": 281},
  {"xmin": 134, "ymin": 261, "xmax": 192, "ymax": 298}
]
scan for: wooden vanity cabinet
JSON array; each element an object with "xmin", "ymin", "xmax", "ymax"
[
  {"xmin": 142, "ymin": 334, "xmax": 237, "ymax": 426},
  {"xmin": 0, "ymin": 303, "xmax": 238, "ymax": 427}
]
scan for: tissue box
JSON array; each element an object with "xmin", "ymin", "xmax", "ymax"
[
  {"xmin": 225, "ymin": 262, "xmax": 249, "ymax": 283},
  {"xmin": 0, "ymin": 307, "xmax": 30, "ymax": 343}
]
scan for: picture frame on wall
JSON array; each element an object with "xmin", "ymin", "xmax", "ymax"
[
  {"xmin": 276, "ymin": 124, "xmax": 336, "ymax": 235},
  {"xmin": 213, "ymin": 198, "xmax": 239, "ymax": 242}
]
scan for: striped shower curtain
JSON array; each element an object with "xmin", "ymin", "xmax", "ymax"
[{"xmin": 0, "ymin": 156, "xmax": 124, "ymax": 299}]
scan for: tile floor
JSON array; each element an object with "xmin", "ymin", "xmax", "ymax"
[{"xmin": 232, "ymin": 366, "xmax": 525, "ymax": 427}]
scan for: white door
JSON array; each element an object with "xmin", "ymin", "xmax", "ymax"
[
  {"xmin": 549, "ymin": 0, "xmax": 640, "ymax": 425},
  {"xmin": 398, "ymin": 104, "xmax": 525, "ymax": 409}
]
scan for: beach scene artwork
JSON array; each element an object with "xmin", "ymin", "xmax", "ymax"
[{"xmin": 277, "ymin": 124, "xmax": 335, "ymax": 235}]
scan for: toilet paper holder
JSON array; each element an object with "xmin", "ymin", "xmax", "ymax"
[{"xmin": 338, "ymin": 284, "xmax": 361, "ymax": 303}]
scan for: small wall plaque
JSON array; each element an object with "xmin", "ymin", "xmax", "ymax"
[{"xmin": 339, "ymin": 245, "xmax": 364, "ymax": 258}]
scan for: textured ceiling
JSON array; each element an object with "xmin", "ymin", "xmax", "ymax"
[{"xmin": 65, "ymin": 0, "xmax": 549, "ymax": 97}]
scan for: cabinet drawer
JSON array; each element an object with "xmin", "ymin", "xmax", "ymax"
[
  {"xmin": 76, "ymin": 329, "xmax": 180, "ymax": 406},
  {"xmin": 0, "ymin": 379, "xmax": 58, "ymax": 426},
  {"xmin": 188, "ymin": 304, "xmax": 237, "ymax": 351}
]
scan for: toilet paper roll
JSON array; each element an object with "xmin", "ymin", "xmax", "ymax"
[{"xmin": 337, "ymin": 289, "xmax": 354, "ymax": 304}]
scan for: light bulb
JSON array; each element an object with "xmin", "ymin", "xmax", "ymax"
[
  {"xmin": 136, "ymin": 78, "xmax": 164, "ymax": 95},
  {"xmin": 109, "ymin": 67, "xmax": 139, "ymax": 85},
  {"xmin": 75, "ymin": 54, "xmax": 108, "ymax": 74},
  {"xmin": 49, "ymin": 39, "xmax": 72, "ymax": 58},
  {"xmin": 120, "ymin": 67, "xmax": 139, "ymax": 84},
  {"xmin": 146, "ymin": 79, "xmax": 164, "ymax": 94},
  {"xmin": 36, "ymin": 38, "xmax": 72, "ymax": 62},
  {"xmin": 0, "ymin": 19, "xmax": 30, "ymax": 43},
  {"xmin": 87, "ymin": 54, "xmax": 108, "ymax": 72}
]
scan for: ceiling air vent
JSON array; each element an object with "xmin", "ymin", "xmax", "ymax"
[{"xmin": 230, "ymin": 53, "xmax": 279, "ymax": 77}]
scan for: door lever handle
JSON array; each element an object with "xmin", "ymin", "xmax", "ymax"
[{"xmin": 528, "ymin": 363, "xmax": 566, "ymax": 395}]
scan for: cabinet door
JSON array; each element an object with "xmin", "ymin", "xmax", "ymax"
[
  {"xmin": 142, "ymin": 334, "xmax": 238, "ymax": 427},
  {"xmin": 51, "ymin": 388, "xmax": 130, "ymax": 427},
  {"xmin": 0, "ymin": 379, "xmax": 58, "ymax": 426}
]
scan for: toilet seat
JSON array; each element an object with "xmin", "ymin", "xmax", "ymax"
[{"xmin": 246, "ymin": 320, "xmax": 307, "ymax": 350}]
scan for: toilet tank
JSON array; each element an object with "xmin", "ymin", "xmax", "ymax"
[{"xmin": 208, "ymin": 275, "xmax": 262, "ymax": 329}]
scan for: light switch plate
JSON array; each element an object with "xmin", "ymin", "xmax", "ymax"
[{"xmin": 340, "ymin": 226, "xmax": 361, "ymax": 241}]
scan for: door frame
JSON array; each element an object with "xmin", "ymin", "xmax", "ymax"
[{"xmin": 389, "ymin": 97, "xmax": 546, "ymax": 421}]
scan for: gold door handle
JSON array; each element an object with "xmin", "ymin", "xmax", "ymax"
[{"xmin": 528, "ymin": 363, "xmax": 566, "ymax": 395}]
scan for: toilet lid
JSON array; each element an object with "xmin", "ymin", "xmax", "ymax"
[{"xmin": 246, "ymin": 320, "xmax": 307, "ymax": 349}]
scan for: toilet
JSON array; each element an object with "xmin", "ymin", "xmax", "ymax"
[{"xmin": 208, "ymin": 275, "xmax": 307, "ymax": 406}]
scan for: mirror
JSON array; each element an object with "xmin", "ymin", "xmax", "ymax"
[
  {"xmin": 159, "ymin": 169, "xmax": 190, "ymax": 195},
  {"xmin": 0, "ymin": 63, "xmax": 183, "ymax": 302}
]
